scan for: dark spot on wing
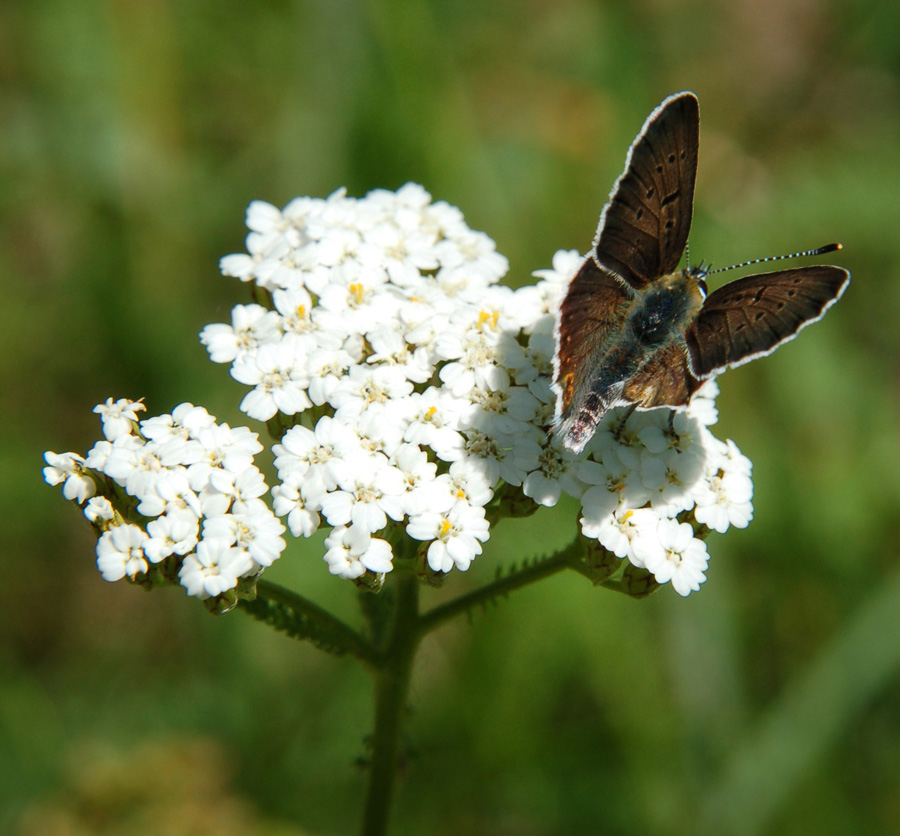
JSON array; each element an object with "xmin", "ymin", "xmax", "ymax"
[{"xmin": 660, "ymin": 190, "xmax": 681, "ymax": 208}]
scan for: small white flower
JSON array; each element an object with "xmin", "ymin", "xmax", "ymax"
[
  {"xmin": 459, "ymin": 381, "xmax": 541, "ymax": 439},
  {"xmin": 306, "ymin": 347, "xmax": 356, "ymax": 406},
  {"xmin": 437, "ymin": 336, "xmax": 507, "ymax": 397},
  {"xmin": 231, "ymin": 334, "xmax": 315, "ymax": 421},
  {"xmin": 323, "ymin": 526, "xmax": 366, "ymax": 579},
  {"xmin": 686, "ymin": 380, "xmax": 720, "ymax": 426},
  {"xmin": 319, "ymin": 454, "xmax": 406, "ymax": 534},
  {"xmin": 273, "ymin": 416, "xmax": 360, "ymax": 498},
  {"xmin": 323, "ymin": 525, "xmax": 394, "ymax": 579},
  {"xmin": 638, "ymin": 519, "xmax": 709, "ymax": 596},
  {"xmin": 93, "ymin": 398, "xmax": 145, "ymax": 441},
  {"xmin": 96, "ymin": 524, "xmax": 149, "ymax": 581},
  {"xmin": 272, "ymin": 473, "xmax": 321, "ymax": 538},
  {"xmin": 407, "ymin": 502, "xmax": 490, "ymax": 573},
  {"xmin": 179, "ymin": 538, "xmax": 255, "ymax": 598},
  {"xmin": 718, "ymin": 437, "xmax": 753, "ymax": 475},
  {"xmin": 358, "ymin": 220, "xmax": 440, "ymax": 286},
  {"xmin": 463, "ymin": 428, "xmax": 539, "ymax": 488},
  {"xmin": 202, "ymin": 499, "xmax": 286, "ymax": 568},
  {"xmin": 516, "ymin": 249, "xmax": 581, "ymax": 331},
  {"xmin": 507, "ymin": 332, "xmax": 554, "ymax": 386},
  {"xmin": 354, "ymin": 403, "xmax": 407, "ymax": 459},
  {"xmin": 187, "ymin": 423, "xmax": 263, "ymax": 490},
  {"xmin": 141, "ymin": 404, "xmax": 217, "ymax": 447},
  {"xmin": 365, "ymin": 326, "xmax": 434, "ymax": 383},
  {"xmin": 200, "ymin": 303, "xmax": 282, "ymax": 364},
  {"xmin": 434, "ymin": 226, "xmax": 508, "ymax": 286},
  {"xmin": 43, "ymin": 451, "xmax": 96, "ymax": 503},
  {"xmin": 587, "ymin": 506, "xmax": 661, "ymax": 562},
  {"xmin": 330, "ymin": 364, "xmax": 414, "ymax": 420},
  {"xmin": 694, "ymin": 457, "xmax": 754, "ymax": 533},
  {"xmin": 84, "ymin": 496, "xmax": 115, "ymax": 523},
  {"xmin": 144, "ymin": 511, "xmax": 200, "ymax": 563},
  {"xmin": 442, "ymin": 460, "xmax": 494, "ymax": 508},
  {"xmin": 404, "ymin": 309, "xmax": 451, "ymax": 357},
  {"xmin": 402, "ymin": 389, "xmax": 466, "ymax": 459},
  {"xmin": 101, "ymin": 437, "xmax": 168, "ymax": 500},
  {"xmin": 532, "ymin": 248, "xmax": 582, "ymax": 292},
  {"xmin": 316, "ymin": 266, "xmax": 400, "ymax": 334},
  {"xmin": 199, "ymin": 466, "xmax": 268, "ymax": 516},
  {"xmin": 579, "ymin": 451, "xmax": 651, "ymax": 536},
  {"xmin": 391, "ymin": 443, "xmax": 439, "ymax": 512},
  {"xmin": 246, "ymin": 199, "xmax": 292, "ymax": 236},
  {"xmin": 134, "ymin": 466, "xmax": 201, "ymax": 518},
  {"xmin": 522, "ymin": 442, "xmax": 587, "ymax": 507},
  {"xmin": 219, "ymin": 251, "xmax": 259, "ymax": 283},
  {"xmin": 638, "ymin": 447, "xmax": 702, "ymax": 517}
]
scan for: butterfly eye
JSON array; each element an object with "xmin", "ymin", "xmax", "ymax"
[{"xmin": 697, "ymin": 277, "xmax": 708, "ymax": 297}]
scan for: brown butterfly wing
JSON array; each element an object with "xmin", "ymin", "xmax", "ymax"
[
  {"xmin": 554, "ymin": 255, "xmax": 634, "ymax": 422},
  {"xmin": 622, "ymin": 343, "xmax": 703, "ymax": 409},
  {"xmin": 686, "ymin": 266, "xmax": 851, "ymax": 379},
  {"xmin": 593, "ymin": 92, "xmax": 700, "ymax": 290}
]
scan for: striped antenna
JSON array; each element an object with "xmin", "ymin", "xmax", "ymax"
[{"xmin": 706, "ymin": 242, "xmax": 843, "ymax": 275}]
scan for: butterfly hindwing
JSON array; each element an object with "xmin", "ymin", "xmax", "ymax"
[
  {"xmin": 621, "ymin": 342, "xmax": 702, "ymax": 409},
  {"xmin": 593, "ymin": 92, "xmax": 700, "ymax": 289},
  {"xmin": 685, "ymin": 266, "xmax": 851, "ymax": 379}
]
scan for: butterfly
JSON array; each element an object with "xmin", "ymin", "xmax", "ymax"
[{"xmin": 552, "ymin": 91, "xmax": 850, "ymax": 454}]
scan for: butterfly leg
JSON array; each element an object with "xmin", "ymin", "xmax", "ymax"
[
  {"xmin": 612, "ymin": 403, "xmax": 637, "ymax": 439},
  {"xmin": 667, "ymin": 409, "xmax": 677, "ymax": 435}
]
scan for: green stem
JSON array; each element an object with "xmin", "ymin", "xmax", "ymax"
[
  {"xmin": 416, "ymin": 535, "xmax": 584, "ymax": 636},
  {"xmin": 245, "ymin": 536, "xmax": 594, "ymax": 835},
  {"xmin": 361, "ymin": 571, "xmax": 421, "ymax": 836},
  {"xmin": 241, "ymin": 580, "xmax": 380, "ymax": 664}
]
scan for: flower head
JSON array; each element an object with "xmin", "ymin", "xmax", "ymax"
[{"xmin": 47, "ymin": 184, "xmax": 755, "ymax": 600}]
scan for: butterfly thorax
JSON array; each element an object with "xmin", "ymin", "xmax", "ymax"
[{"xmin": 627, "ymin": 269, "xmax": 706, "ymax": 348}]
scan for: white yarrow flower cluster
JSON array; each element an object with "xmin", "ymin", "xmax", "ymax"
[
  {"xmin": 200, "ymin": 184, "xmax": 752, "ymax": 594},
  {"xmin": 572, "ymin": 389, "xmax": 753, "ymax": 595},
  {"xmin": 43, "ymin": 399, "xmax": 285, "ymax": 604},
  {"xmin": 46, "ymin": 185, "xmax": 754, "ymax": 599}
]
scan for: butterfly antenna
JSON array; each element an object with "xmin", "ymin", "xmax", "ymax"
[
  {"xmin": 706, "ymin": 243, "xmax": 842, "ymax": 275},
  {"xmin": 685, "ymin": 241, "xmax": 691, "ymax": 271}
]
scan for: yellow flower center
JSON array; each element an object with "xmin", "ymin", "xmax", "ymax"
[{"xmin": 477, "ymin": 310, "xmax": 498, "ymax": 331}]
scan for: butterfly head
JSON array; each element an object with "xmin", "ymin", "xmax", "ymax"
[{"xmin": 685, "ymin": 263, "xmax": 709, "ymax": 297}]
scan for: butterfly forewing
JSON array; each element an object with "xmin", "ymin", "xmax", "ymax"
[
  {"xmin": 686, "ymin": 265, "xmax": 851, "ymax": 379},
  {"xmin": 554, "ymin": 256, "xmax": 635, "ymax": 419},
  {"xmin": 593, "ymin": 92, "xmax": 700, "ymax": 289}
]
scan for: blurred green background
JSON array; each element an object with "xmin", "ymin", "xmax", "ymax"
[{"xmin": 4, "ymin": 0, "xmax": 900, "ymax": 834}]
